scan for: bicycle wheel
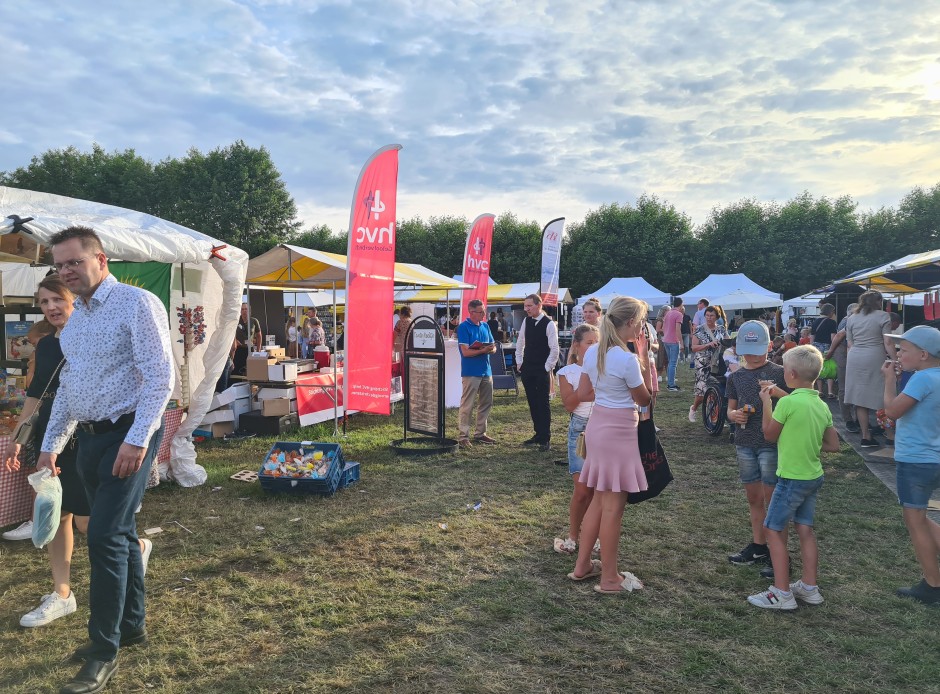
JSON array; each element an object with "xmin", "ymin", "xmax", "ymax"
[{"xmin": 703, "ymin": 384, "xmax": 726, "ymax": 436}]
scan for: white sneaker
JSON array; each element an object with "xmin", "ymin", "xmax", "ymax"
[
  {"xmin": 3, "ymin": 520, "xmax": 33, "ymax": 541},
  {"xmin": 790, "ymin": 580, "xmax": 824, "ymax": 605},
  {"xmin": 688, "ymin": 406, "xmax": 697, "ymax": 422},
  {"xmin": 20, "ymin": 591, "xmax": 77, "ymax": 627},
  {"xmin": 747, "ymin": 586, "xmax": 798, "ymax": 610},
  {"xmin": 141, "ymin": 539, "xmax": 153, "ymax": 576}
]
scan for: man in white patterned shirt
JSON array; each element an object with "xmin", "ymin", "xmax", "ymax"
[{"xmin": 38, "ymin": 226, "xmax": 173, "ymax": 694}]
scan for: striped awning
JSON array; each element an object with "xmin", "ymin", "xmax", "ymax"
[{"xmin": 826, "ymin": 249, "xmax": 940, "ymax": 295}]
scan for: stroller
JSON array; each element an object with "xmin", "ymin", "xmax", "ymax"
[{"xmin": 702, "ymin": 337, "xmax": 737, "ymax": 439}]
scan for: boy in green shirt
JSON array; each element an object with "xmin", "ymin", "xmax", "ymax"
[{"xmin": 747, "ymin": 346, "xmax": 840, "ymax": 610}]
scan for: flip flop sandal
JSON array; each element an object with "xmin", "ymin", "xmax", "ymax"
[
  {"xmin": 593, "ymin": 571, "xmax": 644, "ymax": 594},
  {"xmin": 567, "ymin": 559, "xmax": 602, "ymax": 581}
]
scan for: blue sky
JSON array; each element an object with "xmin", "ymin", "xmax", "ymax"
[{"xmin": 2, "ymin": 1, "xmax": 939, "ymax": 234}]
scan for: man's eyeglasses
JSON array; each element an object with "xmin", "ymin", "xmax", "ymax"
[{"xmin": 53, "ymin": 257, "xmax": 90, "ymax": 272}]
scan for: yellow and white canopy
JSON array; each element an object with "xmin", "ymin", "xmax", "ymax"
[
  {"xmin": 394, "ymin": 282, "xmax": 574, "ymax": 305},
  {"xmin": 246, "ymin": 244, "xmax": 472, "ymax": 290}
]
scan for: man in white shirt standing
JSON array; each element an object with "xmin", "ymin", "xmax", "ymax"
[
  {"xmin": 515, "ymin": 294, "xmax": 560, "ymax": 452},
  {"xmin": 38, "ymin": 226, "xmax": 173, "ymax": 694}
]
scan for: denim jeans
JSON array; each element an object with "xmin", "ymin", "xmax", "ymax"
[
  {"xmin": 76, "ymin": 420, "xmax": 164, "ymax": 661},
  {"xmin": 566, "ymin": 413, "xmax": 589, "ymax": 475},
  {"xmin": 665, "ymin": 342, "xmax": 680, "ymax": 387}
]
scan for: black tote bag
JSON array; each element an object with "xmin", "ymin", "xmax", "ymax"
[{"xmin": 628, "ymin": 417, "xmax": 673, "ymax": 504}]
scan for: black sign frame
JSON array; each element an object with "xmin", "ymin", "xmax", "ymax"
[{"xmin": 402, "ymin": 315, "xmax": 446, "ymax": 440}]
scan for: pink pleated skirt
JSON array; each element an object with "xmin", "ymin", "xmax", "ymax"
[{"xmin": 581, "ymin": 405, "xmax": 648, "ymax": 493}]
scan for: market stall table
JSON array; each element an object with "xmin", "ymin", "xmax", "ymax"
[{"xmin": 0, "ymin": 409, "xmax": 185, "ymax": 529}]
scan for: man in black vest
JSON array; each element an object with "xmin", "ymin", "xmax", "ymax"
[{"xmin": 514, "ymin": 294, "xmax": 560, "ymax": 451}]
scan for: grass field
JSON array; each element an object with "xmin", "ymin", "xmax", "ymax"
[{"xmin": 1, "ymin": 365, "xmax": 937, "ymax": 693}]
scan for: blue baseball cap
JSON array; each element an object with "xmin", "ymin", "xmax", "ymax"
[
  {"xmin": 887, "ymin": 325, "xmax": 940, "ymax": 358},
  {"xmin": 736, "ymin": 320, "xmax": 770, "ymax": 356}
]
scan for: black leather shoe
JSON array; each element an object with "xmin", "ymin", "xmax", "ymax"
[
  {"xmin": 522, "ymin": 437, "xmax": 539, "ymax": 446},
  {"xmin": 60, "ymin": 658, "xmax": 118, "ymax": 694},
  {"xmin": 71, "ymin": 632, "xmax": 147, "ymax": 662}
]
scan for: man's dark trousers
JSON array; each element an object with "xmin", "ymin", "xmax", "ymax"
[
  {"xmin": 521, "ymin": 367, "xmax": 551, "ymax": 444},
  {"xmin": 76, "ymin": 420, "xmax": 164, "ymax": 661}
]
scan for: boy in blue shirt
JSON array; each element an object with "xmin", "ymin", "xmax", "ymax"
[
  {"xmin": 747, "ymin": 346, "xmax": 840, "ymax": 610},
  {"xmin": 456, "ymin": 299, "xmax": 497, "ymax": 448},
  {"xmin": 882, "ymin": 325, "xmax": 940, "ymax": 605}
]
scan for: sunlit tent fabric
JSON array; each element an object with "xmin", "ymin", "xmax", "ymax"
[
  {"xmin": 823, "ymin": 249, "xmax": 940, "ymax": 295},
  {"xmin": 706, "ymin": 289, "xmax": 783, "ymax": 310},
  {"xmin": 246, "ymin": 244, "xmax": 472, "ymax": 290},
  {"xmin": 0, "ymin": 262, "xmax": 50, "ymax": 299},
  {"xmin": 0, "ymin": 186, "xmax": 249, "ymax": 487},
  {"xmin": 680, "ymin": 273, "xmax": 779, "ymax": 305},
  {"xmin": 394, "ymin": 282, "xmax": 574, "ymax": 305},
  {"xmin": 579, "ymin": 277, "xmax": 670, "ymax": 310}
]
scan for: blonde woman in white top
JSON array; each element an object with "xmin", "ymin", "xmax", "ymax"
[
  {"xmin": 568, "ymin": 296, "xmax": 652, "ymax": 594},
  {"xmin": 553, "ymin": 323, "xmax": 599, "ymax": 554}
]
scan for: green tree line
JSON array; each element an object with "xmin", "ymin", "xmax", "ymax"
[{"xmin": 3, "ymin": 144, "xmax": 938, "ymax": 299}]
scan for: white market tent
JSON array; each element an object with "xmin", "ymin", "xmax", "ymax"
[
  {"xmin": 680, "ymin": 273, "xmax": 780, "ymax": 306},
  {"xmin": 707, "ymin": 289, "xmax": 783, "ymax": 311},
  {"xmin": 0, "ymin": 186, "xmax": 249, "ymax": 487},
  {"xmin": 1, "ymin": 261, "xmax": 50, "ymax": 300},
  {"xmin": 578, "ymin": 277, "xmax": 670, "ymax": 310},
  {"xmin": 782, "ymin": 294, "xmax": 826, "ymax": 318}
]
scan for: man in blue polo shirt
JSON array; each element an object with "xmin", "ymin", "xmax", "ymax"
[{"xmin": 457, "ymin": 299, "xmax": 497, "ymax": 448}]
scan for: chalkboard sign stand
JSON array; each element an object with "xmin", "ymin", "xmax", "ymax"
[{"xmin": 390, "ymin": 315, "xmax": 457, "ymax": 456}]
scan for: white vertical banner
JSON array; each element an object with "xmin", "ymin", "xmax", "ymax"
[{"xmin": 539, "ymin": 217, "xmax": 564, "ymax": 307}]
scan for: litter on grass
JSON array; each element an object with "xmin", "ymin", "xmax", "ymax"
[
  {"xmin": 438, "ymin": 523, "xmax": 448, "ymax": 531},
  {"xmin": 230, "ymin": 470, "xmax": 258, "ymax": 483},
  {"xmin": 211, "ymin": 486, "xmax": 223, "ymax": 492},
  {"xmin": 143, "ymin": 527, "xmax": 163, "ymax": 535},
  {"xmin": 172, "ymin": 521, "xmax": 194, "ymax": 534}
]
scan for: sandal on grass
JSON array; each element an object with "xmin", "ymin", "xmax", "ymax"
[
  {"xmin": 567, "ymin": 559, "xmax": 602, "ymax": 581},
  {"xmin": 553, "ymin": 537, "xmax": 577, "ymax": 555},
  {"xmin": 593, "ymin": 571, "xmax": 644, "ymax": 595}
]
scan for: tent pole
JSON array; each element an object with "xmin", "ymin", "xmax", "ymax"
[{"xmin": 332, "ymin": 280, "xmax": 339, "ymax": 437}]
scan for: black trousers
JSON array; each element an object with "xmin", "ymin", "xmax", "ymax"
[{"xmin": 521, "ymin": 368, "xmax": 551, "ymax": 443}]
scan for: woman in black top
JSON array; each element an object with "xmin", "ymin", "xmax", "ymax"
[
  {"xmin": 4, "ymin": 276, "xmax": 89, "ymax": 627},
  {"xmin": 812, "ymin": 303, "xmax": 838, "ymax": 398}
]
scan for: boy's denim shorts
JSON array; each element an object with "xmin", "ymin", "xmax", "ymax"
[
  {"xmin": 735, "ymin": 446, "xmax": 778, "ymax": 486},
  {"xmin": 764, "ymin": 476, "xmax": 824, "ymax": 531},
  {"xmin": 896, "ymin": 463, "xmax": 940, "ymax": 509},
  {"xmin": 567, "ymin": 413, "xmax": 589, "ymax": 475}
]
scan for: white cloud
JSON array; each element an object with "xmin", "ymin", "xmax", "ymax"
[{"xmin": 1, "ymin": 0, "xmax": 940, "ymax": 239}]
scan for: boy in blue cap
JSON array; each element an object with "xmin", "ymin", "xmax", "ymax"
[
  {"xmin": 882, "ymin": 325, "xmax": 940, "ymax": 605},
  {"xmin": 726, "ymin": 320, "xmax": 788, "ymax": 568}
]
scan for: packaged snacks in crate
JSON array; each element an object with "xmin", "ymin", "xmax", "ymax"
[{"xmin": 258, "ymin": 441, "xmax": 344, "ymax": 495}]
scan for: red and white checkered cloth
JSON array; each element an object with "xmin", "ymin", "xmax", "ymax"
[
  {"xmin": 158, "ymin": 409, "xmax": 185, "ymax": 464},
  {"xmin": 0, "ymin": 436, "xmax": 33, "ymax": 529}
]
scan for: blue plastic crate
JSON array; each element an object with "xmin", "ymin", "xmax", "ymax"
[
  {"xmin": 338, "ymin": 461, "xmax": 360, "ymax": 489},
  {"xmin": 258, "ymin": 441, "xmax": 344, "ymax": 496}
]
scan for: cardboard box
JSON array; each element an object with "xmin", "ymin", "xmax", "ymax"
[
  {"xmin": 266, "ymin": 346, "xmax": 286, "ymax": 359},
  {"xmin": 200, "ymin": 407, "xmax": 235, "ymax": 424},
  {"xmin": 257, "ymin": 386, "xmax": 297, "ymax": 400},
  {"xmin": 261, "ymin": 398, "xmax": 297, "ymax": 416},
  {"xmin": 267, "ymin": 362, "xmax": 298, "ymax": 382},
  {"xmin": 247, "ymin": 356, "xmax": 276, "ymax": 381},
  {"xmin": 210, "ymin": 382, "xmax": 251, "ymax": 409},
  {"xmin": 193, "ymin": 421, "xmax": 234, "ymax": 439},
  {"xmin": 231, "ymin": 396, "xmax": 252, "ymax": 421}
]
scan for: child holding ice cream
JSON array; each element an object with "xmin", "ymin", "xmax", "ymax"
[{"xmin": 724, "ymin": 321, "xmax": 789, "ymax": 571}]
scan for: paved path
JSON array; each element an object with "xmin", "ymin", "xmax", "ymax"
[{"xmin": 828, "ymin": 401, "xmax": 940, "ymax": 523}]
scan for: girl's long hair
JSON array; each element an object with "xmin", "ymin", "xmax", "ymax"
[{"xmin": 597, "ymin": 296, "xmax": 647, "ymax": 376}]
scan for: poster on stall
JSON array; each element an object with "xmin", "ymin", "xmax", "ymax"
[
  {"xmin": 343, "ymin": 144, "xmax": 402, "ymax": 416},
  {"xmin": 459, "ymin": 213, "xmax": 495, "ymax": 322},
  {"xmin": 5, "ymin": 320, "xmax": 35, "ymax": 361}
]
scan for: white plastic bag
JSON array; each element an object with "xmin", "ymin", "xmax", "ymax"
[{"xmin": 28, "ymin": 468, "xmax": 62, "ymax": 549}]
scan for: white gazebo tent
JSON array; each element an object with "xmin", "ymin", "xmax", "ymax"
[
  {"xmin": 0, "ymin": 186, "xmax": 249, "ymax": 487},
  {"xmin": 578, "ymin": 277, "xmax": 671, "ymax": 310},
  {"xmin": 680, "ymin": 273, "xmax": 780, "ymax": 306}
]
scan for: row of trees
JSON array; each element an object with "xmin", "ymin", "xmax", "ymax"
[{"xmin": 3, "ymin": 144, "xmax": 938, "ymax": 299}]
